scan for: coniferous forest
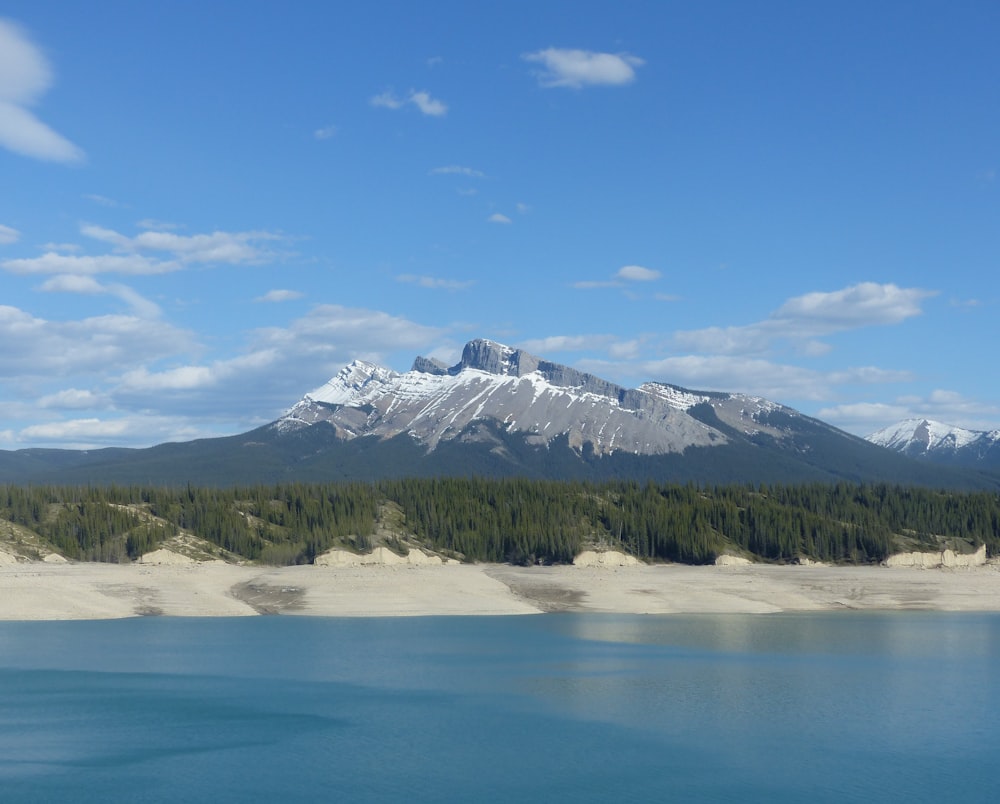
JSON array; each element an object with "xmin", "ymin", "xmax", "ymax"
[{"xmin": 3, "ymin": 480, "xmax": 999, "ymax": 566}]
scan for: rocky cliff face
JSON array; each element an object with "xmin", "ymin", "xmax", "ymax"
[{"xmin": 275, "ymin": 338, "xmax": 824, "ymax": 458}]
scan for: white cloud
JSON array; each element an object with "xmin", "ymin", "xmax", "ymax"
[
  {"xmin": 20, "ymin": 417, "xmax": 132, "ymax": 442},
  {"xmin": 397, "ymin": 274, "xmax": 474, "ymax": 290},
  {"xmin": 109, "ymin": 304, "xmax": 446, "ymax": 421},
  {"xmin": 429, "ymin": 165, "xmax": 486, "ymax": 178},
  {"xmin": 0, "ymin": 304, "xmax": 192, "ymax": 376},
  {"xmin": 516, "ymin": 203, "xmax": 530, "ymax": 215},
  {"xmin": 409, "ymin": 90, "xmax": 447, "ymax": 116},
  {"xmin": 14, "ymin": 414, "xmax": 213, "ymax": 450},
  {"xmin": 774, "ymin": 282, "xmax": 935, "ymax": 328},
  {"xmin": 255, "ymin": 289, "xmax": 304, "ymax": 303},
  {"xmin": 314, "ymin": 124, "xmax": 338, "ymax": 140},
  {"xmin": 674, "ymin": 282, "xmax": 937, "ymax": 356},
  {"xmin": 488, "ymin": 213, "xmax": 512, "ymax": 224},
  {"xmin": 518, "ymin": 334, "xmax": 618, "ymax": 354},
  {"xmin": 371, "ymin": 89, "xmax": 447, "ymax": 116},
  {"xmin": 2, "ymin": 224, "xmax": 285, "ymax": 278},
  {"xmin": 3, "ymin": 251, "xmax": 178, "ymax": 275},
  {"xmin": 0, "ymin": 19, "xmax": 84, "ymax": 163},
  {"xmin": 638, "ymin": 355, "xmax": 837, "ymax": 401},
  {"xmin": 38, "ymin": 273, "xmax": 161, "ymax": 317},
  {"xmin": 522, "ymin": 47, "xmax": 644, "ymax": 89},
  {"xmin": 819, "ymin": 391, "xmax": 1000, "ymax": 437},
  {"xmin": 616, "ymin": 265, "xmax": 660, "ymax": 282},
  {"xmin": 82, "ymin": 224, "xmax": 281, "ymax": 264},
  {"xmin": 38, "ymin": 388, "xmax": 105, "ymax": 410},
  {"xmin": 253, "ymin": 304, "xmax": 444, "ymax": 357},
  {"xmin": 516, "ymin": 335, "xmax": 645, "ymax": 363},
  {"xmin": 572, "ymin": 280, "xmax": 620, "ymax": 289},
  {"xmin": 0, "ymin": 223, "xmax": 19, "ymax": 244},
  {"xmin": 370, "ymin": 90, "xmax": 405, "ymax": 110}
]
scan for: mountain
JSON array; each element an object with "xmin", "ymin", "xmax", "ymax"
[
  {"xmin": 867, "ymin": 418, "xmax": 1000, "ymax": 470},
  {"xmin": 0, "ymin": 339, "xmax": 995, "ymax": 488}
]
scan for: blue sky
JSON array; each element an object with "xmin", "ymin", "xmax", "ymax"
[{"xmin": 1, "ymin": 1, "xmax": 998, "ymax": 449}]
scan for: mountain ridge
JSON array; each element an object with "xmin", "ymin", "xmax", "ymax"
[
  {"xmin": 276, "ymin": 338, "xmax": 806, "ymax": 458},
  {"xmin": 0, "ymin": 339, "xmax": 996, "ymax": 489}
]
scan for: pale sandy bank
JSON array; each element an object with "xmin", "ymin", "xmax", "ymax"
[{"xmin": 3, "ymin": 559, "xmax": 1000, "ymax": 620}]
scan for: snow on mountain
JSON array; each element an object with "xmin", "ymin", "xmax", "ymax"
[
  {"xmin": 866, "ymin": 418, "xmax": 1000, "ymax": 466},
  {"xmin": 274, "ymin": 339, "xmax": 810, "ymax": 457}
]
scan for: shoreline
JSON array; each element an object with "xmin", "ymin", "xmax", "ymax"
[{"xmin": 3, "ymin": 560, "xmax": 1000, "ymax": 621}]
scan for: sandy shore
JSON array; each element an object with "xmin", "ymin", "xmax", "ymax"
[{"xmin": 3, "ymin": 560, "xmax": 1000, "ymax": 620}]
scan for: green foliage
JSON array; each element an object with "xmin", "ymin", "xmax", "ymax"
[{"xmin": 2, "ymin": 481, "xmax": 999, "ymax": 566}]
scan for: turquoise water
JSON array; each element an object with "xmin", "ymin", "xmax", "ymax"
[{"xmin": 1, "ymin": 613, "xmax": 997, "ymax": 802}]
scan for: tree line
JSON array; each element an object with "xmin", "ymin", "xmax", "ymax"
[{"xmin": 2, "ymin": 480, "xmax": 998, "ymax": 565}]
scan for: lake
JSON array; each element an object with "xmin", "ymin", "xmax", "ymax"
[{"xmin": 1, "ymin": 612, "xmax": 996, "ymax": 802}]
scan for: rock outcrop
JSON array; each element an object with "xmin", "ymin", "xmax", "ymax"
[
  {"xmin": 883, "ymin": 543, "xmax": 987, "ymax": 568},
  {"xmin": 314, "ymin": 546, "xmax": 452, "ymax": 567},
  {"xmin": 573, "ymin": 549, "xmax": 639, "ymax": 567}
]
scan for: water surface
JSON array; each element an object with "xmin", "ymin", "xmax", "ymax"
[{"xmin": 1, "ymin": 613, "xmax": 996, "ymax": 802}]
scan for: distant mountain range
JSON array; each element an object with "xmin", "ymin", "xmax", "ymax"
[
  {"xmin": 0, "ymin": 339, "xmax": 996, "ymax": 488},
  {"xmin": 866, "ymin": 418, "xmax": 1000, "ymax": 470}
]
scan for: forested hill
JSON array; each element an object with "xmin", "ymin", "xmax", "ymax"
[{"xmin": 3, "ymin": 480, "xmax": 998, "ymax": 567}]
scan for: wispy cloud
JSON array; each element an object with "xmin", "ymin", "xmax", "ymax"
[
  {"xmin": 429, "ymin": 165, "xmax": 486, "ymax": 178},
  {"xmin": 522, "ymin": 47, "xmax": 644, "ymax": 89},
  {"xmin": 136, "ymin": 218, "xmax": 180, "ymax": 231},
  {"xmin": 487, "ymin": 213, "xmax": 512, "ymax": 224},
  {"xmin": 0, "ymin": 223, "xmax": 19, "ymax": 245},
  {"xmin": 84, "ymin": 194, "xmax": 118, "ymax": 207},
  {"xmin": 0, "ymin": 19, "xmax": 84, "ymax": 163},
  {"xmin": 370, "ymin": 91, "xmax": 404, "ymax": 110},
  {"xmin": 575, "ymin": 264, "xmax": 662, "ymax": 289},
  {"xmin": 397, "ymin": 274, "xmax": 474, "ymax": 291},
  {"xmin": 81, "ymin": 225, "xmax": 282, "ymax": 264},
  {"xmin": 371, "ymin": 89, "xmax": 447, "ymax": 116},
  {"xmin": 38, "ymin": 273, "xmax": 161, "ymax": 317},
  {"xmin": 518, "ymin": 334, "xmax": 620, "ymax": 354},
  {"xmin": 314, "ymin": 124, "xmax": 338, "ymax": 140},
  {"xmin": 3, "ymin": 252, "xmax": 178, "ymax": 276},
  {"xmin": 2, "ymin": 224, "xmax": 285, "ymax": 277},
  {"xmin": 255, "ymin": 289, "xmax": 304, "ymax": 303},
  {"xmin": 616, "ymin": 265, "xmax": 660, "ymax": 282}
]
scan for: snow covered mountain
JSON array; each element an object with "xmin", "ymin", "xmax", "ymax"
[
  {"xmin": 3, "ymin": 339, "xmax": 992, "ymax": 487},
  {"xmin": 867, "ymin": 418, "xmax": 1000, "ymax": 469},
  {"xmin": 276, "ymin": 338, "xmax": 818, "ymax": 457}
]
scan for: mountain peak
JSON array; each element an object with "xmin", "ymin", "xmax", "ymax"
[
  {"xmin": 866, "ymin": 418, "xmax": 1000, "ymax": 467},
  {"xmin": 457, "ymin": 338, "xmax": 538, "ymax": 377}
]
